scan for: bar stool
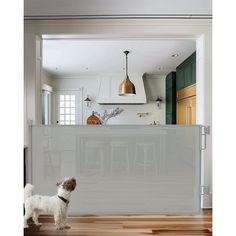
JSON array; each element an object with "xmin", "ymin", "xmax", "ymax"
[
  {"xmin": 110, "ymin": 141, "xmax": 130, "ymax": 176},
  {"xmin": 134, "ymin": 142, "xmax": 157, "ymax": 176},
  {"xmin": 84, "ymin": 141, "xmax": 105, "ymax": 175}
]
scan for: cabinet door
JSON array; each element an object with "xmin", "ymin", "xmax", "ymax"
[
  {"xmin": 176, "ymin": 52, "xmax": 196, "ymax": 90},
  {"xmin": 166, "ymin": 113, "xmax": 172, "ymax": 124},
  {"xmin": 166, "ymin": 113, "xmax": 176, "ymax": 124},
  {"xmin": 166, "ymin": 74, "xmax": 172, "ymax": 89},
  {"xmin": 165, "ymin": 72, "xmax": 176, "ymax": 123},
  {"xmin": 166, "ymin": 87, "xmax": 173, "ymax": 113},
  {"xmin": 177, "ymin": 98, "xmax": 189, "ymax": 124},
  {"xmin": 191, "ymin": 61, "xmax": 196, "ymax": 84},
  {"xmin": 189, "ymin": 96, "xmax": 196, "ymax": 124},
  {"xmin": 184, "ymin": 63, "xmax": 192, "ymax": 87},
  {"xmin": 176, "ymin": 68, "xmax": 185, "ymax": 90},
  {"xmin": 177, "ymin": 96, "xmax": 196, "ymax": 124}
]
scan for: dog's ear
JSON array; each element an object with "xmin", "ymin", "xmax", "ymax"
[
  {"xmin": 56, "ymin": 181, "xmax": 63, "ymax": 186},
  {"xmin": 71, "ymin": 177, "xmax": 76, "ymax": 182}
]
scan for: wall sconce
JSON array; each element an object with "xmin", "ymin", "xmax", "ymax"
[
  {"xmin": 156, "ymin": 96, "xmax": 163, "ymax": 108},
  {"xmin": 84, "ymin": 95, "xmax": 92, "ymax": 107}
]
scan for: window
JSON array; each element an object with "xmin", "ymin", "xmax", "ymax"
[
  {"xmin": 55, "ymin": 89, "xmax": 82, "ymax": 125},
  {"xmin": 59, "ymin": 94, "xmax": 76, "ymax": 125}
]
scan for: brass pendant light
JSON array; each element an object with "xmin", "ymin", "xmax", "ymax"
[{"xmin": 119, "ymin": 51, "xmax": 136, "ymax": 96}]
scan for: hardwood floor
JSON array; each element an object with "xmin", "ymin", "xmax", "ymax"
[{"xmin": 24, "ymin": 209, "xmax": 212, "ymax": 236}]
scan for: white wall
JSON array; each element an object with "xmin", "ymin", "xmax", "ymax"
[{"xmin": 52, "ymin": 74, "xmax": 166, "ymax": 125}]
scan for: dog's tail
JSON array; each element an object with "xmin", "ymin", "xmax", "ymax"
[{"xmin": 24, "ymin": 183, "xmax": 34, "ymax": 202}]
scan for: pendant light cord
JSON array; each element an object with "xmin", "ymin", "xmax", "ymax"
[
  {"xmin": 126, "ymin": 53, "xmax": 128, "ymax": 76},
  {"xmin": 124, "ymin": 50, "xmax": 129, "ymax": 76}
]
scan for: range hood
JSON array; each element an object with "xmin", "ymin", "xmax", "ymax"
[{"xmin": 98, "ymin": 74, "xmax": 147, "ymax": 105}]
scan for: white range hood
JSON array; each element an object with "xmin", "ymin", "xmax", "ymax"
[{"xmin": 97, "ymin": 74, "xmax": 147, "ymax": 104}]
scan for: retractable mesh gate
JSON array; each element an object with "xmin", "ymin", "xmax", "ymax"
[{"xmin": 29, "ymin": 125, "xmax": 203, "ymax": 214}]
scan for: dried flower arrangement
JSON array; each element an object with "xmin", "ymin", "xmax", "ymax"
[{"xmin": 94, "ymin": 107, "xmax": 124, "ymax": 124}]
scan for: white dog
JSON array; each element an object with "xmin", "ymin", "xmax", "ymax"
[{"xmin": 24, "ymin": 177, "xmax": 77, "ymax": 230}]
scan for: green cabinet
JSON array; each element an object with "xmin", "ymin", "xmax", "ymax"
[
  {"xmin": 176, "ymin": 68, "xmax": 184, "ymax": 90},
  {"xmin": 184, "ymin": 63, "xmax": 192, "ymax": 86},
  {"xmin": 165, "ymin": 72, "xmax": 176, "ymax": 124},
  {"xmin": 191, "ymin": 60, "xmax": 196, "ymax": 85},
  {"xmin": 176, "ymin": 52, "xmax": 196, "ymax": 90},
  {"xmin": 166, "ymin": 88, "xmax": 173, "ymax": 113},
  {"xmin": 166, "ymin": 113, "xmax": 176, "ymax": 124}
]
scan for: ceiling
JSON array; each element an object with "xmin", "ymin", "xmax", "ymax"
[
  {"xmin": 25, "ymin": 0, "xmax": 212, "ymax": 18},
  {"xmin": 42, "ymin": 39, "xmax": 195, "ymax": 77}
]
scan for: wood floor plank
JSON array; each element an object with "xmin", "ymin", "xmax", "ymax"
[
  {"xmin": 152, "ymin": 230, "xmax": 211, "ymax": 236},
  {"xmin": 24, "ymin": 209, "xmax": 212, "ymax": 236}
]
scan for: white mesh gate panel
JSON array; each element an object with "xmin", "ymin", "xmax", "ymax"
[{"xmin": 30, "ymin": 125, "xmax": 202, "ymax": 214}]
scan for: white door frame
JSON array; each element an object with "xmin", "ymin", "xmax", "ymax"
[{"xmin": 24, "ymin": 19, "xmax": 212, "ymax": 208}]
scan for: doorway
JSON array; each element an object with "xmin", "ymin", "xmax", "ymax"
[{"xmin": 24, "ymin": 19, "xmax": 212, "ymax": 208}]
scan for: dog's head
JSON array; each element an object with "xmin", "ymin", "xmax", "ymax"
[{"xmin": 57, "ymin": 177, "xmax": 77, "ymax": 192}]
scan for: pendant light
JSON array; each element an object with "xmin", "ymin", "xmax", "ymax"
[{"xmin": 118, "ymin": 51, "xmax": 136, "ymax": 96}]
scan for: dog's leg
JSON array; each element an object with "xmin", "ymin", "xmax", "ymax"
[
  {"xmin": 54, "ymin": 213, "xmax": 64, "ymax": 230},
  {"xmin": 62, "ymin": 209, "xmax": 71, "ymax": 229},
  {"xmin": 24, "ymin": 208, "xmax": 33, "ymax": 228},
  {"xmin": 32, "ymin": 211, "xmax": 42, "ymax": 226}
]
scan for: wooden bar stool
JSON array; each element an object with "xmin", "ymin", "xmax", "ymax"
[
  {"xmin": 84, "ymin": 141, "xmax": 105, "ymax": 175},
  {"xmin": 133, "ymin": 142, "xmax": 157, "ymax": 176},
  {"xmin": 110, "ymin": 141, "xmax": 130, "ymax": 176}
]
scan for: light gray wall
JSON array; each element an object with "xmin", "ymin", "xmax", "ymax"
[{"xmin": 52, "ymin": 74, "xmax": 166, "ymax": 125}]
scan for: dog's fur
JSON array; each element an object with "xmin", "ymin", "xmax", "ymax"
[{"xmin": 24, "ymin": 177, "xmax": 77, "ymax": 229}]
